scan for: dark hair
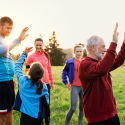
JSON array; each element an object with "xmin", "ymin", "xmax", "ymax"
[
  {"xmin": 0, "ymin": 16, "xmax": 13, "ymax": 26},
  {"xmin": 28, "ymin": 62, "xmax": 44, "ymax": 95},
  {"xmin": 34, "ymin": 38, "xmax": 50, "ymax": 60}
]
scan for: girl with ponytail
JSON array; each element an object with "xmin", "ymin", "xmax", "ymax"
[
  {"xmin": 13, "ymin": 47, "xmax": 49, "ymax": 125},
  {"xmin": 26, "ymin": 38, "xmax": 54, "ymax": 125},
  {"xmin": 62, "ymin": 45, "xmax": 84, "ymax": 125}
]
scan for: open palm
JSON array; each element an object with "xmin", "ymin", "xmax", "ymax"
[
  {"xmin": 112, "ymin": 23, "xmax": 119, "ymax": 43},
  {"xmin": 24, "ymin": 47, "xmax": 33, "ymax": 54}
]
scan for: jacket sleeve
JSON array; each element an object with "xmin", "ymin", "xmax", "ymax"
[
  {"xmin": 79, "ymin": 42, "xmax": 117, "ymax": 79},
  {"xmin": 109, "ymin": 42, "xmax": 125, "ymax": 72},
  {"xmin": 40, "ymin": 83, "xmax": 49, "ymax": 106},
  {"xmin": 26, "ymin": 55, "xmax": 33, "ymax": 72},
  {"xmin": 62, "ymin": 61, "xmax": 69, "ymax": 85},
  {"xmin": 0, "ymin": 38, "xmax": 20, "ymax": 55},
  {"xmin": 48, "ymin": 60, "xmax": 54, "ymax": 85},
  {"xmin": 14, "ymin": 54, "xmax": 27, "ymax": 84}
]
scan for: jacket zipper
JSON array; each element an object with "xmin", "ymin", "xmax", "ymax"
[{"xmin": 106, "ymin": 74, "xmax": 114, "ymax": 116}]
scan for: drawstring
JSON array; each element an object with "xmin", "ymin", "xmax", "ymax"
[
  {"xmin": 77, "ymin": 61, "xmax": 81, "ymax": 72},
  {"xmin": 77, "ymin": 58, "xmax": 84, "ymax": 72}
]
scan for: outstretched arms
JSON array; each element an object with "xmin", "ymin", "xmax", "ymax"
[
  {"xmin": 14, "ymin": 47, "xmax": 33, "ymax": 84},
  {"xmin": 112, "ymin": 22, "xmax": 119, "ymax": 44},
  {"xmin": 18, "ymin": 27, "xmax": 29, "ymax": 42},
  {"xmin": 0, "ymin": 27, "xmax": 29, "ymax": 55},
  {"xmin": 80, "ymin": 23, "xmax": 119, "ymax": 79},
  {"xmin": 110, "ymin": 29, "xmax": 125, "ymax": 71}
]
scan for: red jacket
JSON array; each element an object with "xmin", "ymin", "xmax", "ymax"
[{"xmin": 79, "ymin": 42, "xmax": 125, "ymax": 123}]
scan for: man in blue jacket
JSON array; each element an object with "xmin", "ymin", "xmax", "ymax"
[{"xmin": 0, "ymin": 16, "xmax": 29, "ymax": 125}]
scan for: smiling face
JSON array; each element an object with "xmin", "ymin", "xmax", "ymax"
[
  {"xmin": 74, "ymin": 46, "xmax": 83, "ymax": 60},
  {"xmin": 0, "ymin": 23, "xmax": 13, "ymax": 38},
  {"xmin": 34, "ymin": 40, "xmax": 43, "ymax": 52},
  {"xmin": 94, "ymin": 38, "xmax": 106, "ymax": 61}
]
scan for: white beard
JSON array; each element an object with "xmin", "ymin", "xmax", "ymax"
[{"xmin": 94, "ymin": 48, "xmax": 104, "ymax": 61}]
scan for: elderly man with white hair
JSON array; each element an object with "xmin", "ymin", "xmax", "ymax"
[{"xmin": 79, "ymin": 23, "xmax": 125, "ymax": 125}]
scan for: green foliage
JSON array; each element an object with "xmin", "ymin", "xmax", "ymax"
[
  {"xmin": 13, "ymin": 64, "xmax": 125, "ymax": 125},
  {"xmin": 45, "ymin": 31, "xmax": 67, "ymax": 66},
  {"xmin": 83, "ymin": 49, "xmax": 87, "ymax": 57}
]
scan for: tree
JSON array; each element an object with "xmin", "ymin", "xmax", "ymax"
[
  {"xmin": 44, "ymin": 31, "xmax": 67, "ymax": 66},
  {"xmin": 83, "ymin": 49, "xmax": 87, "ymax": 57}
]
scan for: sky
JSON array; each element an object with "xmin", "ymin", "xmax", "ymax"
[{"xmin": 1, "ymin": 0, "xmax": 125, "ymax": 54}]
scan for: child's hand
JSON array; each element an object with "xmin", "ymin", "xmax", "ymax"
[
  {"xmin": 65, "ymin": 84, "xmax": 71, "ymax": 90},
  {"xmin": 24, "ymin": 47, "xmax": 33, "ymax": 54}
]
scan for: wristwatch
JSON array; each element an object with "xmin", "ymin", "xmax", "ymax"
[{"xmin": 22, "ymin": 51, "xmax": 28, "ymax": 56}]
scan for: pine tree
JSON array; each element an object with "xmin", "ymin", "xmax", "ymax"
[{"xmin": 45, "ymin": 31, "xmax": 67, "ymax": 66}]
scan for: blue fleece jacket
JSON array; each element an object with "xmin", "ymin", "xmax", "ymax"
[
  {"xmin": 62, "ymin": 58, "xmax": 74, "ymax": 85},
  {"xmin": 0, "ymin": 35, "xmax": 20, "ymax": 82},
  {"xmin": 13, "ymin": 54, "xmax": 49, "ymax": 119}
]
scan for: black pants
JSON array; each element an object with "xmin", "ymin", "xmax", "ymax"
[
  {"xmin": 20, "ymin": 113, "xmax": 43, "ymax": 125},
  {"xmin": 44, "ymin": 84, "xmax": 50, "ymax": 125},
  {"xmin": 88, "ymin": 114, "xmax": 120, "ymax": 125},
  {"xmin": 0, "ymin": 80, "xmax": 15, "ymax": 112}
]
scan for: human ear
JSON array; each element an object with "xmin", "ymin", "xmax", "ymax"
[{"xmin": 91, "ymin": 45, "xmax": 96, "ymax": 52}]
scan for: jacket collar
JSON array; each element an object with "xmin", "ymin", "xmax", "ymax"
[
  {"xmin": 68, "ymin": 58, "xmax": 74, "ymax": 63},
  {"xmin": 35, "ymin": 50, "xmax": 43, "ymax": 54},
  {"xmin": 82, "ymin": 56, "xmax": 98, "ymax": 62}
]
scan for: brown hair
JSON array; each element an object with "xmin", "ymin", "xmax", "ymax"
[
  {"xmin": 28, "ymin": 62, "xmax": 44, "ymax": 95},
  {"xmin": 0, "ymin": 16, "xmax": 13, "ymax": 26},
  {"xmin": 73, "ymin": 45, "xmax": 82, "ymax": 53},
  {"xmin": 34, "ymin": 38, "xmax": 50, "ymax": 60}
]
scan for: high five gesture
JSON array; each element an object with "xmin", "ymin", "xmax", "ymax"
[
  {"xmin": 18, "ymin": 27, "xmax": 29, "ymax": 42},
  {"xmin": 112, "ymin": 22, "xmax": 119, "ymax": 43}
]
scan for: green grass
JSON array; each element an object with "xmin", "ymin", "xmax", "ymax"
[{"xmin": 13, "ymin": 64, "xmax": 125, "ymax": 125}]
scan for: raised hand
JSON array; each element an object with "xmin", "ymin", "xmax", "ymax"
[
  {"xmin": 112, "ymin": 23, "xmax": 119, "ymax": 43},
  {"xmin": 18, "ymin": 27, "xmax": 29, "ymax": 42},
  {"xmin": 24, "ymin": 47, "xmax": 33, "ymax": 54},
  {"xmin": 123, "ymin": 32, "xmax": 125, "ymax": 43}
]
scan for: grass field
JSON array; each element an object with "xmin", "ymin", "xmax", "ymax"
[{"xmin": 12, "ymin": 64, "xmax": 125, "ymax": 125}]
